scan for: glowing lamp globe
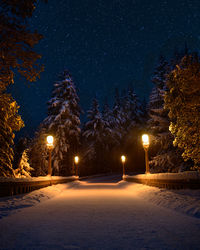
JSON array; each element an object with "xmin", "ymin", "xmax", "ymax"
[
  {"xmin": 121, "ymin": 155, "xmax": 126, "ymax": 163},
  {"xmin": 46, "ymin": 135, "xmax": 54, "ymax": 147},
  {"xmin": 142, "ymin": 134, "xmax": 149, "ymax": 148},
  {"xmin": 74, "ymin": 156, "xmax": 79, "ymax": 164}
]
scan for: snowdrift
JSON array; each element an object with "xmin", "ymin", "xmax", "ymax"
[{"xmin": 124, "ymin": 171, "xmax": 200, "ymax": 189}]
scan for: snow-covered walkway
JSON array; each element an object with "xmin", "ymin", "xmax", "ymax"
[{"xmin": 0, "ymin": 175, "xmax": 200, "ymax": 249}]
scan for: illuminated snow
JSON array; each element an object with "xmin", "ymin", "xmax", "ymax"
[{"xmin": 0, "ymin": 175, "xmax": 200, "ymax": 249}]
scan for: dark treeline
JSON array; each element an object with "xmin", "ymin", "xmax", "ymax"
[
  {"xmin": 3, "ymin": 47, "xmax": 200, "ymax": 177},
  {"xmin": 27, "ymin": 71, "xmax": 147, "ymax": 177},
  {"xmin": 25, "ymin": 47, "xmax": 200, "ymax": 177}
]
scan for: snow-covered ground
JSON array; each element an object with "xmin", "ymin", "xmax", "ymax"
[
  {"xmin": 0, "ymin": 175, "xmax": 200, "ymax": 249},
  {"xmin": 0, "ymin": 175, "xmax": 78, "ymax": 182},
  {"xmin": 125, "ymin": 171, "xmax": 200, "ymax": 180}
]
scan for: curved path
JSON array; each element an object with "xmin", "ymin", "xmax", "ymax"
[{"xmin": 0, "ymin": 175, "xmax": 200, "ymax": 249}]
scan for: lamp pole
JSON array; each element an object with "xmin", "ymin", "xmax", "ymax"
[
  {"xmin": 144, "ymin": 147, "xmax": 150, "ymax": 174},
  {"xmin": 46, "ymin": 135, "xmax": 54, "ymax": 176},
  {"xmin": 48, "ymin": 148, "xmax": 52, "ymax": 176},
  {"xmin": 142, "ymin": 134, "xmax": 150, "ymax": 174}
]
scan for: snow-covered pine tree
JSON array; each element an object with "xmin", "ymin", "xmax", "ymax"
[
  {"xmin": 44, "ymin": 70, "xmax": 81, "ymax": 176},
  {"xmin": 13, "ymin": 137, "xmax": 30, "ymax": 170},
  {"xmin": 14, "ymin": 149, "xmax": 34, "ymax": 178},
  {"xmin": 82, "ymin": 98, "xmax": 108, "ymax": 173},
  {"xmin": 112, "ymin": 86, "xmax": 145, "ymax": 140},
  {"xmin": 83, "ymin": 98, "xmax": 103, "ymax": 156},
  {"xmin": 117, "ymin": 87, "xmax": 147, "ymax": 174},
  {"xmin": 141, "ymin": 97, "xmax": 148, "ymax": 121},
  {"xmin": 101, "ymin": 98, "xmax": 121, "ymax": 171},
  {"xmin": 165, "ymin": 53, "xmax": 200, "ymax": 170},
  {"xmin": 0, "ymin": 90, "xmax": 24, "ymax": 177},
  {"xmin": 148, "ymin": 55, "xmax": 182, "ymax": 172},
  {"xmin": 123, "ymin": 86, "xmax": 145, "ymax": 129},
  {"xmin": 112, "ymin": 88, "xmax": 126, "ymax": 141},
  {"xmin": 102, "ymin": 98, "xmax": 119, "ymax": 147},
  {"xmin": 29, "ymin": 126, "xmax": 48, "ymax": 176},
  {"xmin": 102, "ymin": 98, "xmax": 112, "ymax": 125},
  {"xmin": 148, "ymin": 85, "xmax": 169, "ymax": 144}
]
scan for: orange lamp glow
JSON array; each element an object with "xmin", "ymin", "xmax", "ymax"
[
  {"xmin": 121, "ymin": 155, "xmax": 126, "ymax": 163},
  {"xmin": 74, "ymin": 156, "xmax": 79, "ymax": 164},
  {"xmin": 46, "ymin": 135, "xmax": 54, "ymax": 148},
  {"xmin": 142, "ymin": 134, "xmax": 149, "ymax": 148}
]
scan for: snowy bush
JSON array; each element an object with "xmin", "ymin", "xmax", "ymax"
[{"xmin": 14, "ymin": 149, "xmax": 34, "ymax": 178}]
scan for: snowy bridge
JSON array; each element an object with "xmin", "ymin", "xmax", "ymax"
[
  {"xmin": 1, "ymin": 171, "xmax": 200, "ymax": 198},
  {"xmin": 0, "ymin": 175, "xmax": 200, "ymax": 249}
]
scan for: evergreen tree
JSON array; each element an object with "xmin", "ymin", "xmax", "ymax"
[
  {"xmin": 0, "ymin": 92, "xmax": 24, "ymax": 176},
  {"xmin": 119, "ymin": 87, "xmax": 146, "ymax": 174},
  {"xmin": 165, "ymin": 54, "xmax": 200, "ymax": 170},
  {"xmin": 83, "ymin": 98, "xmax": 104, "ymax": 155},
  {"xmin": 148, "ymin": 86, "xmax": 170, "ymax": 144},
  {"xmin": 112, "ymin": 88, "xmax": 126, "ymax": 141},
  {"xmin": 0, "ymin": 1, "xmax": 44, "ymax": 177},
  {"xmin": 29, "ymin": 126, "xmax": 48, "ymax": 176},
  {"xmin": 141, "ymin": 97, "xmax": 148, "ymax": 120},
  {"xmin": 102, "ymin": 98, "xmax": 120, "ymax": 171},
  {"xmin": 0, "ymin": 0, "xmax": 44, "ymax": 88},
  {"xmin": 148, "ymin": 55, "xmax": 182, "ymax": 172},
  {"xmin": 14, "ymin": 149, "xmax": 33, "ymax": 178},
  {"xmin": 44, "ymin": 70, "xmax": 81, "ymax": 175},
  {"xmin": 123, "ymin": 86, "xmax": 145, "ymax": 129},
  {"xmin": 102, "ymin": 98, "xmax": 119, "ymax": 146},
  {"xmin": 13, "ymin": 137, "xmax": 30, "ymax": 170},
  {"xmin": 112, "ymin": 87, "xmax": 145, "ymax": 141},
  {"xmin": 82, "ymin": 98, "xmax": 108, "ymax": 173},
  {"xmin": 102, "ymin": 98, "xmax": 112, "ymax": 125},
  {"xmin": 82, "ymin": 88, "xmax": 147, "ymax": 175}
]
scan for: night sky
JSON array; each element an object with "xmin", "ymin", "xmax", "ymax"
[{"xmin": 11, "ymin": 0, "xmax": 200, "ymax": 137}]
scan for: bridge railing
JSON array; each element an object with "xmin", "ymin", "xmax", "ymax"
[
  {"xmin": 123, "ymin": 172, "xmax": 200, "ymax": 189},
  {"xmin": 0, "ymin": 176, "xmax": 78, "ymax": 197}
]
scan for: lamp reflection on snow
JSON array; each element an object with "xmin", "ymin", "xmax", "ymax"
[
  {"xmin": 142, "ymin": 134, "xmax": 150, "ymax": 174},
  {"xmin": 46, "ymin": 135, "xmax": 54, "ymax": 176},
  {"xmin": 121, "ymin": 155, "xmax": 126, "ymax": 176}
]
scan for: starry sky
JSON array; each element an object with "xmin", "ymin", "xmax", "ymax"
[{"xmin": 11, "ymin": 0, "xmax": 200, "ymax": 137}]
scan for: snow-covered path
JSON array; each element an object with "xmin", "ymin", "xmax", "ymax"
[{"xmin": 0, "ymin": 176, "xmax": 200, "ymax": 249}]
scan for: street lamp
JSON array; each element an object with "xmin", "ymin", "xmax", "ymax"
[
  {"xmin": 46, "ymin": 135, "xmax": 54, "ymax": 176},
  {"xmin": 121, "ymin": 155, "xmax": 126, "ymax": 176},
  {"xmin": 142, "ymin": 134, "xmax": 150, "ymax": 174},
  {"xmin": 74, "ymin": 156, "xmax": 79, "ymax": 176}
]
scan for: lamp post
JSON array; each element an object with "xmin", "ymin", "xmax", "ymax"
[
  {"xmin": 142, "ymin": 134, "xmax": 150, "ymax": 174},
  {"xmin": 46, "ymin": 135, "xmax": 54, "ymax": 176},
  {"xmin": 74, "ymin": 156, "xmax": 79, "ymax": 176},
  {"xmin": 121, "ymin": 155, "xmax": 126, "ymax": 176}
]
